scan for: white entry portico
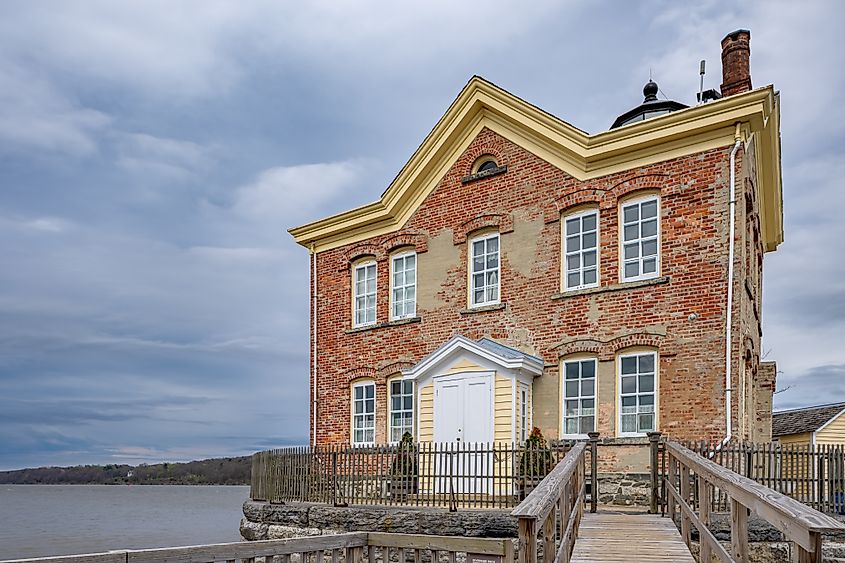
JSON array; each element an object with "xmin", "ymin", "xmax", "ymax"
[
  {"xmin": 402, "ymin": 335, "xmax": 544, "ymax": 446},
  {"xmin": 402, "ymin": 335, "xmax": 544, "ymax": 494}
]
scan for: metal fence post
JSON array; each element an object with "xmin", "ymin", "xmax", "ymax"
[
  {"xmin": 648, "ymin": 431, "xmax": 662, "ymax": 514},
  {"xmin": 587, "ymin": 432, "xmax": 599, "ymax": 513}
]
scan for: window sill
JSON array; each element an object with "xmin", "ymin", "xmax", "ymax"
[
  {"xmin": 345, "ymin": 316, "xmax": 422, "ymax": 334},
  {"xmin": 552, "ymin": 276, "xmax": 669, "ymax": 300},
  {"xmin": 459, "ymin": 302, "xmax": 507, "ymax": 315},
  {"xmin": 461, "ymin": 165, "xmax": 507, "ymax": 184}
]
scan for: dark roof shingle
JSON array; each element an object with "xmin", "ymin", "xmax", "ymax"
[{"xmin": 772, "ymin": 403, "xmax": 845, "ymax": 437}]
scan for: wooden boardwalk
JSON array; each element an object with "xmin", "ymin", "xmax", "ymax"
[{"xmin": 570, "ymin": 511, "xmax": 695, "ymax": 562}]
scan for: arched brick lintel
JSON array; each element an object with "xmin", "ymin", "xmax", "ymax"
[
  {"xmin": 342, "ymin": 243, "xmax": 385, "ymax": 266},
  {"xmin": 453, "ymin": 213, "xmax": 514, "ymax": 245},
  {"xmin": 382, "ymin": 232, "xmax": 428, "ymax": 255},
  {"xmin": 462, "ymin": 140, "xmax": 506, "ymax": 175},
  {"xmin": 344, "ymin": 367, "xmax": 377, "ymax": 386},
  {"xmin": 609, "ymin": 173, "xmax": 671, "ymax": 201},
  {"xmin": 552, "ymin": 332, "xmax": 667, "ymax": 362}
]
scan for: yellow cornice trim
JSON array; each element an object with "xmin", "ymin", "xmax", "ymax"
[{"xmin": 289, "ymin": 76, "xmax": 782, "ymax": 253}]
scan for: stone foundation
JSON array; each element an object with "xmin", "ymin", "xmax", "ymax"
[
  {"xmin": 242, "ymin": 471, "xmax": 650, "ymax": 541},
  {"xmin": 241, "ymin": 501, "xmax": 517, "ymax": 541},
  {"xmin": 595, "ymin": 472, "xmax": 651, "ymax": 506}
]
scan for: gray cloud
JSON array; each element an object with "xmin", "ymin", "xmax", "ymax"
[
  {"xmin": 0, "ymin": 0, "xmax": 842, "ymax": 469},
  {"xmin": 774, "ymin": 365, "xmax": 845, "ymax": 411}
]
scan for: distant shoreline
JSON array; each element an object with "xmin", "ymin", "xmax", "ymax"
[
  {"xmin": 0, "ymin": 456, "xmax": 250, "ymax": 486},
  {"xmin": 1, "ymin": 482, "xmax": 249, "ymax": 486}
]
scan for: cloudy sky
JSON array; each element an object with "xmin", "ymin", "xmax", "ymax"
[{"xmin": 0, "ymin": 1, "xmax": 843, "ymax": 470}]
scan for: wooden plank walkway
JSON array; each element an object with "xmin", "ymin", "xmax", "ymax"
[{"xmin": 570, "ymin": 511, "xmax": 695, "ymax": 562}]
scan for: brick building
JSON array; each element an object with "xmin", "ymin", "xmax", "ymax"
[{"xmin": 289, "ymin": 30, "xmax": 783, "ymax": 448}]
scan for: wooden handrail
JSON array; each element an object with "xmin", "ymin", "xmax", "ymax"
[
  {"xmin": 0, "ymin": 532, "xmax": 514, "ymax": 563},
  {"xmin": 511, "ymin": 442, "xmax": 586, "ymax": 522},
  {"xmin": 665, "ymin": 441, "xmax": 845, "ymax": 563},
  {"xmin": 511, "ymin": 441, "xmax": 591, "ymax": 563}
]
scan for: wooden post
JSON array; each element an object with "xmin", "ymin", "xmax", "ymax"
[
  {"xmin": 667, "ymin": 455, "xmax": 677, "ymax": 522},
  {"xmin": 698, "ymin": 475, "xmax": 711, "ymax": 526},
  {"xmin": 647, "ymin": 431, "xmax": 662, "ymax": 514},
  {"xmin": 588, "ymin": 432, "xmax": 599, "ymax": 513},
  {"xmin": 818, "ymin": 453, "xmax": 825, "ymax": 512},
  {"xmin": 680, "ymin": 465, "xmax": 691, "ymax": 546},
  {"xmin": 795, "ymin": 531, "xmax": 823, "ymax": 563},
  {"xmin": 542, "ymin": 513, "xmax": 555, "ymax": 563},
  {"xmin": 730, "ymin": 498, "xmax": 749, "ymax": 562},
  {"xmin": 503, "ymin": 537, "xmax": 515, "ymax": 563},
  {"xmin": 517, "ymin": 518, "xmax": 537, "ymax": 563},
  {"xmin": 331, "ymin": 451, "xmax": 338, "ymax": 507},
  {"xmin": 559, "ymin": 486, "xmax": 569, "ymax": 545}
]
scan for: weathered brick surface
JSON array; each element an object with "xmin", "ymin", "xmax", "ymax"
[{"xmin": 309, "ymin": 127, "xmax": 768, "ymax": 445}]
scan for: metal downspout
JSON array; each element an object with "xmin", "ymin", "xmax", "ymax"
[
  {"xmin": 722, "ymin": 123, "xmax": 743, "ymax": 446},
  {"xmin": 311, "ymin": 244, "xmax": 318, "ymax": 446}
]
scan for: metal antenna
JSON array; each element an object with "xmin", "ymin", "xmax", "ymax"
[{"xmin": 699, "ymin": 60, "xmax": 706, "ymax": 104}]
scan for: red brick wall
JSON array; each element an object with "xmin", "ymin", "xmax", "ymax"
[{"xmin": 309, "ymin": 127, "xmax": 764, "ymax": 445}]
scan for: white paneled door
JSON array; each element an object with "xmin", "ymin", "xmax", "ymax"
[{"xmin": 433, "ymin": 372, "xmax": 493, "ymax": 494}]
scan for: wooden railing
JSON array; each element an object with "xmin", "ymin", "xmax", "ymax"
[
  {"xmin": 252, "ymin": 441, "xmax": 571, "ymax": 510},
  {"xmin": 511, "ymin": 434, "xmax": 598, "ymax": 563},
  {"xmin": 0, "ymin": 531, "xmax": 514, "ymax": 563},
  {"xmin": 680, "ymin": 440, "xmax": 845, "ymax": 513},
  {"xmin": 664, "ymin": 441, "xmax": 845, "ymax": 563}
]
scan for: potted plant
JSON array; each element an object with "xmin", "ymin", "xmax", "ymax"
[
  {"xmin": 389, "ymin": 432, "xmax": 418, "ymax": 499},
  {"xmin": 519, "ymin": 427, "xmax": 553, "ymax": 498}
]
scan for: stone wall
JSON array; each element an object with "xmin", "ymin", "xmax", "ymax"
[
  {"xmin": 240, "ymin": 501, "xmax": 517, "ymax": 541},
  {"xmin": 596, "ymin": 473, "xmax": 651, "ymax": 506}
]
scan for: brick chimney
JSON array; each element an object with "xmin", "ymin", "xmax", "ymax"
[{"xmin": 720, "ymin": 29, "xmax": 752, "ymax": 97}]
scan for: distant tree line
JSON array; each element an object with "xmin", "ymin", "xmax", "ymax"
[{"xmin": 0, "ymin": 456, "xmax": 251, "ymax": 485}]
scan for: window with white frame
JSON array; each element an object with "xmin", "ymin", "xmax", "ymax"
[
  {"xmin": 389, "ymin": 379, "xmax": 414, "ymax": 442},
  {"xmin": 564, "ymin": 210, "xmax": 599, "ymax": 290},
  {"xmin": 353, "ymin": 261, "xmax": 377, "ymax": 327},
  {"xmin": 391, "ymin": 252, "xmax": 416, "ymax": 320},
  {"xmin": 352, "ymin": 381, "xmax": 375, "ymax": 445},
  {"xmin": 562, "ymin": 358, "xmax": 596, "ymax": 436},
  {"xmin": 621, "ymin": 197, "xmax": 659, "ymax": 281},
  {"xmin": 470, "ymin": 233, "xmax": 500, "ymax": 307},
  {"xmin": 519, "ymin": 385, "xmax": 529, "ymax": 442},
  {"xmin": 619, "ymin": 352, "xmax": 657, "ymax": 435}
]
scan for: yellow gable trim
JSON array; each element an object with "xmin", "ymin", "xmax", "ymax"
[{"xmin": 289, "ymin": 76, "xmax": 783, "ymax": 253}]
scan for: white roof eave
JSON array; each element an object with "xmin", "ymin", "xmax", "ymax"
[{"xmin": 401, "ymin": 335, "xmax": 544, "ymax": 381}]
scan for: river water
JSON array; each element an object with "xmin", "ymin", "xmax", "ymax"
[{"xmin": 0, "ymin": 485, "xmax": 250, "ymax": 560}]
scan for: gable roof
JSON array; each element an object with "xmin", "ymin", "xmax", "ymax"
[
  {"xmin": 289, "ymin": 76, "xmax": 783, "ymax": 254},
  {"xmin": 401, "ymin": 334, "xmax": 544, "ymax": 381},
  {"xmin": 772, "ymin": 403, "xmax": 845, "ymax": 437}
]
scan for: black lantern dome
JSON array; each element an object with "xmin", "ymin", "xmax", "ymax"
[{"xmin": 610, "ymin": 80, "xmax": 688, "ymax": 129}]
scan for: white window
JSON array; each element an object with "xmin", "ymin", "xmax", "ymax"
[
  {"xmin": 390, "ymin": 252, "xmax": 416, "ymax": 320},
  {"xmin": 353, "ymin": 261, "xmax": 377, "ymax": 327},
  {"xmin": 619, "ymin": 352, "xmax": 657, "ymax": 436},
  {"xmin": 621, "ymin": 196, "xmax": 659, "ymax": 281},
  {"xmin": 563, "ymin": 358, "xmax": 596, "ymax": 437},
  {"xmin": 470, "ymin": 233, "xmax": 500, "ymax": 307},
  {"xmin": 519, "ymin": 385, "xmax": 529, "ymax": 442},
  {"xmin": 389, "ymin": 379, "xmax": 414, "ymax": 442},
  {"xmin": 564, "ymin": 210, "xmax": 599, "ymax": 290},
  {"xmin": 352, "ymin": 381, "xmax": 375, "ymax": 445}
]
